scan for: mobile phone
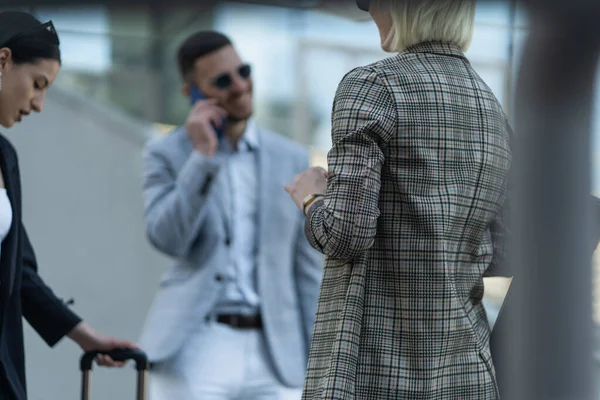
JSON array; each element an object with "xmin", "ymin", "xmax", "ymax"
[{"xmin": 190, "ymin": 85, "xmax": 225, "ymax": 141}]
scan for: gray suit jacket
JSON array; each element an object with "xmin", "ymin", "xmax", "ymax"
[{"xmin": 138, "ymin": 125, "xmax": 323, "ymax": 387}]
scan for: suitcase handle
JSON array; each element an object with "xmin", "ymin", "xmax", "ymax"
[
  {"xmin": 80, "ymin": 348, "xmax": 149, "ymax": 371},
  {"xmin": 80, "ymin": 349, "xmax": 149, "ymax": 400}
]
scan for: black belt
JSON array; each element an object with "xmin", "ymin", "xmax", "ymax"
[{"xmin": 216, "ymin": 314, "xmax": 262, "ymax": 329}]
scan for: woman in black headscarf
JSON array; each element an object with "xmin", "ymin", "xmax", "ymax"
[{"xmin": 0, "ymin": 11, "xmax": 138, "ymax": 400}]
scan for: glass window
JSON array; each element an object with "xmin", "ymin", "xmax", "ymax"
[{"xmin": 34, "ymin": 6, "xmax": 112, "ymax": 72}]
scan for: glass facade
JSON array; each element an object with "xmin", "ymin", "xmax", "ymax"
[{"xmin": 25, "ymin": 2, "xmax": 525, "ymax": 140}]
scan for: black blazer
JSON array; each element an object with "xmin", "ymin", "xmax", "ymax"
[{"xmin": 0, "ymin": 134, "xmax": 81, "ymax": 400}]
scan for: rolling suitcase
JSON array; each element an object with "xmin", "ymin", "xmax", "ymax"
[{"xmin": 79, "ymin": 349, "xmax": 149, "ymax": 400}]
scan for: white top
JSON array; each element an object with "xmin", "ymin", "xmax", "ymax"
[
  {"xmin": 0, "ymin": 188, "xmax": 12, "ymax": 286},
  {"xmin": 0, "ymin": 188, "xmax": 12, "ymax": 241}
]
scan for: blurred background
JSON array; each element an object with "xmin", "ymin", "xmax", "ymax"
[{"xmin": 0, "ymin": 0, "xmax": 597, "ymax": 398}]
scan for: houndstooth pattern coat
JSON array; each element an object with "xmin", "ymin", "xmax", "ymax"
[{"xmin": 301, "ymin": 42, "xmax": 511, "ymax": 400}]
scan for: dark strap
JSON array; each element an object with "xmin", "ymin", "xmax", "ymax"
[{"xmin": 216, "ymin": 314, "xmax": 262, "ymax": 329}]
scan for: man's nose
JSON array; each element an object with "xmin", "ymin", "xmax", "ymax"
[{"xmin": 229, "ymin": 74, "xmax": 249, "ymax": 94}]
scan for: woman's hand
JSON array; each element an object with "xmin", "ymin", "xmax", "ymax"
[
  {"xmin": 285, "ymin": 166, "xmax": 328, "ymax": 212},
  {"xmin": 68, "ymin": 322, "xmax": 140, "ymax": 367}
]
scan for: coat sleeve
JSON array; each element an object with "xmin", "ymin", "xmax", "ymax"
[
  {"xmin": 304, "ymin": 67, "xmax": 396, "ymax": 260},
  {"xmin": 20, "ymin": 224, "xmax": 82, "ymax": 347},
  {"xmin": 484, "ymin": 118, "xmax": 513, "ymax": 278},
  {"xmin": 142, "ymin": 140, "xmax": 221, "ymax": 258}
]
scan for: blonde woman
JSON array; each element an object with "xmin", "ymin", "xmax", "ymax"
[{"xmin": 285, "ymin": 0, "xmax": 511, "ymax": 398}]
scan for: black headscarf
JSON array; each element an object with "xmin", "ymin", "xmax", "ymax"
[{"xmin": 0, "ymin": 11, "xmax": 60, "ymax": 63}]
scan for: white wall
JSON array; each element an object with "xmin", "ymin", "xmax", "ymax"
[{"xmin": 5, "ymin": 87, "xmax": 169, "ymax": 399}]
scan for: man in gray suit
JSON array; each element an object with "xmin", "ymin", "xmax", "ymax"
[{"xmin": 138, "ymin": 31, "xmax": 323, "ymax": 399}]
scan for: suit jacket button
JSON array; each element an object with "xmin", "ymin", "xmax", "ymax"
[
  {"xmin": 225, "ymin": 238, "xmax": 231, "ymax": 246},
  {"xmin": 215, "ymin": 274, "xmax": 223, "ymax": 282}
]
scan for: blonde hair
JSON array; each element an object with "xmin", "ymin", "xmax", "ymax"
[{"xmin": 373, "ymin": 0, "xmax": 476, "ymax": 53}]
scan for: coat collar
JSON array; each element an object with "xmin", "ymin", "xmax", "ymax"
[{"xmin": 404, "ymin": 41, "xmax": 469, "ymax": 63}]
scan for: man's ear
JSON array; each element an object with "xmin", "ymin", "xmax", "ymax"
[{"xmin": 181, "ymin": 82, "xmax": 190, "ymax": 98}]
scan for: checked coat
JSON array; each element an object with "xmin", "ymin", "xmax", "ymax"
[{"xmin": 301, "ymin": 42, "xmax": 511, "ymax": 400}]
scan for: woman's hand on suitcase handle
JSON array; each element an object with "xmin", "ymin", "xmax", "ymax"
[{"xmin": 68, "ymin": 322, "xmax": 140, "ymax": 368}]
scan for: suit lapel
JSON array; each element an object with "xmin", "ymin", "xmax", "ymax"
[
  {"xmin": 257, "ymin": 129, "xmax": 274, "ymax": 258},
  {"xmin": 210, "ymin": 157, "xmax": 232, "ymax": 234}
]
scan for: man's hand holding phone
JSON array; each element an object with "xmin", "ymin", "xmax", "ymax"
[{"xmin": 185, "ymin": 98, "xmax": 227, "ymax": 157}]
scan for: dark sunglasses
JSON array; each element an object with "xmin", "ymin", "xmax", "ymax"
[
  {"xmin": 356, "ymin": 0, "xmax": 370, "ymax": 11},
  {"xmin": 211, "ymin": 64, "xmax": 252, "ymax": 90}
]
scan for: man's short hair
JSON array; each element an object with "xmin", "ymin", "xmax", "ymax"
[
  {"xmin": 374, "ymin": 0, "xmax": 476, "ymax": 53},
  {"xmin": 177, "ymin": 30, "xmax": 232, "ymax": 80}
]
